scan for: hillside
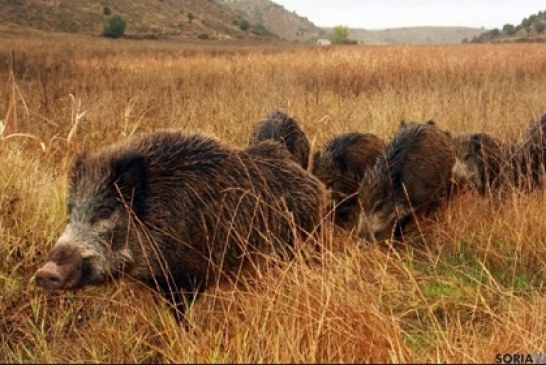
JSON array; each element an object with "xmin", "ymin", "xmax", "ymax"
[
  {"xmin": 324, "ymin": 26, "xmax": 486, "ymax": 45},
  {"xmin": 471, "ymin": 9, "xmax": 546, "ymax": 43},
  {"xmin": 217, "ymin": 0, "xmax": 326, "ymax": 42},
  {"xmin": 0, "ymin": 0, "xmax": 490, "ymax": 45},
  {"xmin": 0, "ymin": 0, "xmax": 276, "ymax": 40}
]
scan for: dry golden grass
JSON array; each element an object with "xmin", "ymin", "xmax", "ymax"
[{"xmin": 1, "ymin": 33, "xmax": 546, "ymax": 363}]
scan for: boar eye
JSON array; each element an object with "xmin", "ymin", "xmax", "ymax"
[
  {"xmin": 373, "ymin": 200, "xmax": 386, "ymax": 212},
  {"xmin": 96, "ymin": 206, "xmax": 115, "ymax": 221}
]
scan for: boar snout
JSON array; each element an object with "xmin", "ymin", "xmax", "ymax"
[
  {"xmin": 35, "ymin": 245, "xmax": 83, "ymax": 290},
  {"xmin": 356, "ymin": 215, "xmax": 376, "ymax": 243},
  {"xmin": 35, "ymin": 262, "xmax": 65, "ymax": 289}
]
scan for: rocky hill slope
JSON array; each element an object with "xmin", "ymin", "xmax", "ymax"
[
  {"xmin": 217, "ymin": 0, "xmax": 326, "ymax": 42},
  {"xmin": 0, "ymin": 0, "xmax": 273, "ymax": 40},
  {"xmin": 470, "ymin": 9, "xmax": 546, "ymax": 43}
]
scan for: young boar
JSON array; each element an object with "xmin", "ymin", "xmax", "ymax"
[
  {"xmin": 34, "ymin": 132, "xmax": 325, "ymax": 321},
  {"xmin": 503, "ymin": 113, "xmax": 546, "ymax": 193},
  {"xmin": 312, "ymin": 132, "xmax": 386, "ymax": 229},
  {"xmin": 522, "ymin": 112, "xmax": 546, "ymax": 188},
  {"xmin": 452, "ymin": 133, "xmax": 504, "ymax": 195},
  {"xmin": 357, "ymin": 120, "xmax": 456, "ymax": 242},
  {"xmin": 248, "ymin": 110, "xmax": 311, "ymax": 169}
]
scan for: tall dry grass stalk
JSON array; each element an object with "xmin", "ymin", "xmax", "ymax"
[{"xmin": 1, "ymin": 33, "xmax": 546, "ymax": 363}]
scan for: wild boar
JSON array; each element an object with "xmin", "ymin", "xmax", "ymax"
[{"xmin": 35, "ymin": 132, "xmax": 326, "ymax": 321}]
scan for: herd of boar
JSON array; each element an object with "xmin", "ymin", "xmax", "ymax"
[{"xmin": 34, "ymin": 110, "xmax": 546, "ymax": 322}]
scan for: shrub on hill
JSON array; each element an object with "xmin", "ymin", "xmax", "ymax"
[{"xmin": 102, "ymin": 14, "xmax": 127, "ymax": 38}]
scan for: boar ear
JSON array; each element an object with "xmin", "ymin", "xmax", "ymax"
[
  {"xmin": 399, "ymin": 120, "xmax": 406, "ymax": 128},
  {"xmin": 69, "ymin": 151, "xmax": 88, "ymax": 185},
  {"xmin": 73, "ymin": 151, "xmax": 88, "ymax": 171},
  {"xmin": 334, "ymin": 153, "xmax": 348, "ymax": 173},
  {"xmin": 112, "ymin": 154, "xmax": 147, "ymax": 213},
  {"xmin": 390, "ymin": 171, "xmax": 402, "ymax": 191},
  {"xmin": 426, "ymin": 119, "xmax": 436, "ymax": 126},
  {"xmin": 469, "ymin": 135, "xmax": 483, "ymax": 155}
]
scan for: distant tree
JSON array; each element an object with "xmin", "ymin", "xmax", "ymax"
[
  {"xmin": 503, "ymin": 23, "xmax": 516, "ymax": 35},
  {"xmin": 522, "ymin": 17, "xmax": 533, "ymax": 28},
  {"xmin": 331, "ymin": 25, "xmax": 349, "ymax": 44},
  {"xmin": 238, "ymin": 19, "xmax": 250, "ymax": 31},
  {"xmin": 535, "ymin": 22, "xmax": 546, "ymax": 33},
  {"xmin": 489, "ymin": 28, "xmax": 500, "ymax": 37},
  {"xmin": 102, "ymin": 14, "xmax": 126, "ymax": 38},
  {"xmin": 187, "ymin": 12, "xmax": 194, "ymax": 23},
  {"xmin": 251, "ymin": 23, "xmax": 270, "ymax": 36},
  {"xmin": 103, "ymin": 6, "xmax": 111, "ymax": 16}
]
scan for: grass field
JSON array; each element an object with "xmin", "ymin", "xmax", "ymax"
[{"xmin": 1, "ymin": 32, "xmax": 546, "ymax": 363}]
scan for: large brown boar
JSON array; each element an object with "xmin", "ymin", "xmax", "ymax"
[
  {"xmin": 521, "ymin": 112, "xmax": 546, "ymax": 188},
  {"xmin": 494, "ymin": 141, "xmax": 528, "ymax": 192},
  {"xmin": 502, "ymin": 114, "xmax": 546, "ymax": 192},
  {"xmin": 248, "ymin": 110, "xmax": 311, "ymax": 169},
  {"xmin": 452, "ymin": 133, "xmax": 504, "ymax": 195},
  {"xmin": 312, "ymin": 132, "xmax": 386, "ymax": 229},
  {"xmin": 34, "ymin": 132, "xmax": 325, "ymax": 321},
  {"xmin": 357, "ymin": 120, "xmax": 456, "ymax": 242}
]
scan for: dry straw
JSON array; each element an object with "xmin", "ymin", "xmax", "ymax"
[{"xmin": 1, "ymin": 32, "xmax": 546, "ymax": 362}]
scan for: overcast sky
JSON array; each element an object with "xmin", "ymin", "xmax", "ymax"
[{"xmin": 272, "ymin": 1, "xmax": 546, "ymax": 29}]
